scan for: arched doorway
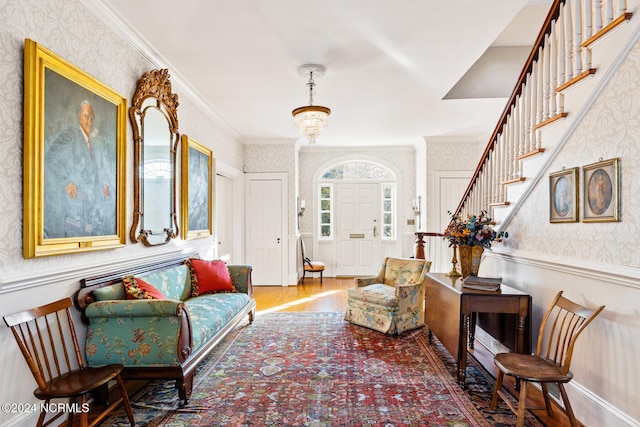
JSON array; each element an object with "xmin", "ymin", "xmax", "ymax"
[{"xmin": 316, "ymin": 160, "xmax": 398, "ymax": 276}]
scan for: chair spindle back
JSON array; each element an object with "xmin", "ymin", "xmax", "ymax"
[
  {"xmin": 536, "ymin": 291, "xmax": 605, "ymax": 374},
  {"xmin": 3, "ymin": 298, "xmax": 83, "ymax": 391}
]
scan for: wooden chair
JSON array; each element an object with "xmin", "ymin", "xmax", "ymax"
[
  {"xmin": 3, "ymin": 297, "xmax": 135, "ymax": 427},
  {"xmin": 490, "ymin": 291, "xmax": 605, "ymax": 427},
  {"xmin": 300, "ymin": 237, "xmax": 325, "ymax": 283}
]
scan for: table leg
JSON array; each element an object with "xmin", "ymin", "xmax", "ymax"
[
  {"xmin": 514, "ymin": 314, "xmax": 527, "ymax": 391},
  {"xmin": 516, "ymin": 315, "xmax": 526, "ymax": 353},
  {"xmin": 468, "ymin": 312, "xmax": 476, "ymax": 349},
  {"xmin": 459, "ymin": 313, "xmax": 470, "ymax": 388}
]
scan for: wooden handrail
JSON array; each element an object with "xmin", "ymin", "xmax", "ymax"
[{"xmin": 454, "ymin": 0, "xmax": 564, "ymax": 215}]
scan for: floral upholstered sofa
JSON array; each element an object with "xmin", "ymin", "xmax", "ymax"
[
  {"xmin": 75, "ymin": 256, "xmax": 255, "ymax": 403},
  {"xmin": 344, "ymin": 257, "xmax": 431, "ymax": 335}
]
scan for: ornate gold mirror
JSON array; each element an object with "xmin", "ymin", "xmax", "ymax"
[{"xmin": 129, "ymin": 69, "xmax": 179, "ymax": 246}]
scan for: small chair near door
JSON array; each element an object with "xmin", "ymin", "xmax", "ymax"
[
  {"xmin": 490, "ymin": 291, "xmax": 605, "ymax": 427},
  {"xmin": 300, "ymin": 238, "xmax": 325, "ymax": 284},
  {"xmin": 344, "ymin": 257, "xmax": 431, "ymax": 335},
  {"xmin": 3, "ymin": 297, "xmax": 135, "ymax": 427}
]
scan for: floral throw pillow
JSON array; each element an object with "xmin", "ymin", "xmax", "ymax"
[
  {"xmin": 123, "ymin": 275, "xmax": 167, "ymax": 300},
  {"xmin": 186, "ymin": 258, "xmax": 236, "ymax": 297}
]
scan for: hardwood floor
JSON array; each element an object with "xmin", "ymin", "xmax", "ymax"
[{"xmin": 254, "ymin": 277, "xmax": 572, "ymax": 427}]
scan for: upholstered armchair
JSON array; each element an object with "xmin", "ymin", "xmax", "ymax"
[{"xmin": 344, "ymin": 257, "xmax": 431, "ymax": 335}]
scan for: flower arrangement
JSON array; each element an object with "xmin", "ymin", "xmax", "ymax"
[{"xmin": 443, "ymin": 211, "xmax": 508, "ymax": 249}]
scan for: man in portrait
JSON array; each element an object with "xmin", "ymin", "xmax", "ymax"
[{"xmin": 43, "ymin": 100, "xmax": 115, "ymax": 238}]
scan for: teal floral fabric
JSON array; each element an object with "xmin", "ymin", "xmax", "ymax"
[
  {"xmin": 85, "ymin": 299, "xmax": 184, "ymax": 366},
  {"xmin": 84, "ymin": 263, "xmax": 254, "ymax": 368},
  {"xmin": 345, "ymin": 257, "xmax": 430, "ymax": 335},
  {"xmin": 184, "ymin": 293, "xmax": 251, "ymax": 350},
  {"xmin": 137, "ymin": 265, "xmax": 191, "ymax": 301},
  {"xmin": 93, "ymin": 282, "xmax": 126, "ymax": 301}
]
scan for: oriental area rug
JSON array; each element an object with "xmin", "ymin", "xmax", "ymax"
[{"xmin": 102, "ymin": 312, "xmax": 542, "ymax": 426}]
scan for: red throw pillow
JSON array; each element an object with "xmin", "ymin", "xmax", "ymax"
[
  {"xmin": 188, "ymin": 259, "xmax": 236, "ymax": 295},
  {"xmin": 123, "ymin": 276, "xmax": 167, "ymax": 300}
]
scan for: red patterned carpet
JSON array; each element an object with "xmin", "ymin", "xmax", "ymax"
[{"xmin": 101, "ymin": 312, "xmax": 542, "ymax": 426}]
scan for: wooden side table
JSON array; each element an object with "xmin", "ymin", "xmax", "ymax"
[{"xmin": 423, "ymin": 273, "xmax": 531, "ymax": 388}]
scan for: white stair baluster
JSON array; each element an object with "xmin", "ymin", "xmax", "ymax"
[
  {"xmin": 594, "ymin": 0, "xmax": 603, "ymax": 32},
  {"xmin": 574, "ymin": 0, "xmax": 583, "ymax": 75},
  {"xmin": 550, "ymin": 20, "xmax": 558, "ymax": 116},
  {"xmin": 543, "ymin": 33, "xmax": 551, "ymax": 122},
  {"xmin": 558, "ymin": 5, "xmax": 566, "ymax": 86},
  {"xmin": 565, "ymin": 2, "xmax": 574, "ymax": 80}
]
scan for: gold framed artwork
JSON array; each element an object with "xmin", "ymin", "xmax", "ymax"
[
  {"xmin": 549, "ymin": 167, "xmax": 579, "ymax": 223},
  {"xmin": 23, "ymin": 39, "xmax": 127, "ymax": 258},
  {"xmin": 181, "ymin": 135, "xmax": 214, "ymax": 240},
  {"xmin": 582, "ymin": 158, "xmax": 620, "ymax": 222}
]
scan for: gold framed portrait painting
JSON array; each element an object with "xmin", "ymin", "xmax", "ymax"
[
  {"xmin": 23, "ymin": 39, "xmax": 127, "ymax": 258},
  {"xmin": 582, "ymin": 158, "xmax": 620, "ymax": 222},
  {"xmin": 181, "ymin": 135, "xmax": 214, "ymax": 240},
  {"xmin": 549, "ymin": 167, "xmax": 579, "ymax": 223}
]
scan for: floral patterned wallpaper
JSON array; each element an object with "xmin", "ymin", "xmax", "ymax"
[
  {"xmin": 505, "ymin": 36, "xmax": 640, "ymax": 269},
  {"xmin": 0, "ymin": 0, "xmax": 244, "ymax": 283},
  {"xmin": 425, "ymin": 138, "xmax": 484, "ymax": 232}
]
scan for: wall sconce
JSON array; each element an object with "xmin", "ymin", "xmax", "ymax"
[
  {"xmin": 412, "ymin": 196, "xmax": 421, "ymax": 216},
  {"xmin": 412, "ymin": 196, "xmax": 422, "ymax": 229},
  {"xmin": 298, "ymin": 199, "xmax": 306, "ymax": 217}
]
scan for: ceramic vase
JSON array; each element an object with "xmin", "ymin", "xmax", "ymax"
[{"xmin": 458, "ymin": 244, "xmax": 484, "ymax": 278}]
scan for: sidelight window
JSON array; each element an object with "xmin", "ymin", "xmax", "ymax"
[
  {"xmin": 319, "ymin": 184, "xmax": 332, "ymax": 239},
  {"xmin": 381, "ymin": 184, "xmax": 395, "ymax": 239}
]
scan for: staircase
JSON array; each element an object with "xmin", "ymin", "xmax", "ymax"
[{"xmin": 454, "ymin": 0, "xmax": 636, "ymax": 227}]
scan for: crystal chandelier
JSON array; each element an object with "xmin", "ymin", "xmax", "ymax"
[{"xmin": 292, "ymin": 64, "xmax": 331, "ymax": 144}]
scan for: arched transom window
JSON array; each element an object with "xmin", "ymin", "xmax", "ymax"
[
  {"xmin": 321, "ymin": 161, "xmax": 395, "ymax": 181},
  {"xmin": 318, "ymin": 161, "xmax": 396, "ymax": 239}
]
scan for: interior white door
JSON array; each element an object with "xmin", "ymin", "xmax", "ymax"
[
  {"xmin": 246, "ymin": 177, "xmax": 284, "ymax": 286},
  {"xmin": 432, "ymin": 173, "xmax": 472, "ymax": 272},
  {"xmin": 335, "ymin": 183, "xmax": 380, "ymax": 276},
  {"xmin": 215, "ymin": 173, "xmax": 233, "ymax": 262}
]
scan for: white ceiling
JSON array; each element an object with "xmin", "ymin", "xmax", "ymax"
[{"xmin": 96, "ymin": 0, "xmax": 552, "ymax": 148}]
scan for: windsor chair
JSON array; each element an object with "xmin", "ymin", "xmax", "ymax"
[{"xmin": 3, "ymin": 297, "xmax": 135, "ymax": 427}]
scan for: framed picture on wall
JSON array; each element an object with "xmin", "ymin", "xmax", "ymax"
[
  {"xmin": 582, "ymin": 158, "xmax": 620, "ymax": 222},
  {"xmin": 23, "ymin": 39, "xmax": 127, "ymax": 258},
  {"xmin": 181, "ymin": 135, "xmax": 214, "ymax": 240},
  {"xmin": 549, "ymin": 167, "xmax": 579, "ymax": 223}
]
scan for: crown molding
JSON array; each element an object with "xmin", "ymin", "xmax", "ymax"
[{"xmin": 80, "ymin": 0, "xmax": 244, "ymax": 142}]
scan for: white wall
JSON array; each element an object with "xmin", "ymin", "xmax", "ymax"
[{"xmin": 0, "ymin": 1, "xmax": 245, "ymax": 426}]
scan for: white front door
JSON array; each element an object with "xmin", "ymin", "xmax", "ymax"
[
  {"xmin": 215, "ymin": 173, "xmax": 233, "ymax": 262},
  {"xmin": 246, "ymin": 174, "xmax": 287, "ymax": 286},
  {"xmin": 335, "ymin": 183, "xmax": 380, "ymax": 276}
]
